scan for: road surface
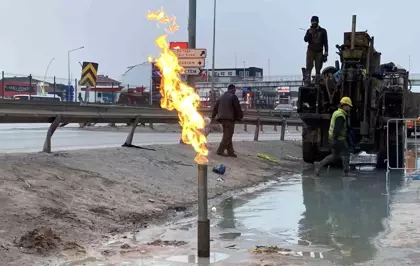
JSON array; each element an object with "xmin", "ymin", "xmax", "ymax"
[{"xmin": 0, "ymin": 123, "xmax": 301, "ymax": 153}]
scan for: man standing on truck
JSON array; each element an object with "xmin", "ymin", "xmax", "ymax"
[
  {"xmin": 212, "ymin": 84, "xmax": 244, "ymax": 157},
  {"xmin": 315, "ymin": 97, "xmax": 352, "ymax": 176},
  {"xmin": 304, "ymin": 16, "xmax": 329, "ymax": 85}
]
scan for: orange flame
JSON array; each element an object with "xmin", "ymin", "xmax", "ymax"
[{"xmin": 147, "ymin": 9, "xmax": 208, "ymax": 165}]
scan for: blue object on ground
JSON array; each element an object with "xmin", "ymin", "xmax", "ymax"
[{"xmin": 213, "ymin": 164, "xmax": 226, "ymax": 175}]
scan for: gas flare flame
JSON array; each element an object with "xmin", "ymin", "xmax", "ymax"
[{"xmin": 147, "ymin": 8, "xmax": 208, "ymax": 164}]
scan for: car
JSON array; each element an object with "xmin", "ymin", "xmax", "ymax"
[{"xmin": 274, "ymin": 104, "xmax": 294, "ymax": 117}]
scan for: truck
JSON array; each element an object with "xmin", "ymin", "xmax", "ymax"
[{"xmin": 297, "ymin": 15, "xmax": 410, "ymax": 168}]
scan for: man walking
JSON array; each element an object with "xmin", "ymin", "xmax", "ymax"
[
  {"xmin": 212, "ymin": 84, "xmax": 244, "ymax": 157},
  {"xmin": 315, "ymin": 97, "xmax": 352, "ymax": 176},
  {"xmin": 304, "ymin": 16, "xmax": 328, "ymax": 85}
]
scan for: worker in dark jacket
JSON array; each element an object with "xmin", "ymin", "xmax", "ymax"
[
  {"xmin": 304, "ymin": 16, "xmax": 328, "ymax": 85},
  {"xmin": 211, "ymin": 84, "xmax": 244, "ymax": 157},
  {"xmin": 315, "ymin": 97, "xmax": 352, "ymax": 176}
]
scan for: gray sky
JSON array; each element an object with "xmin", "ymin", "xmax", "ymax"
[{"xmin": 0, "ymin": 0, "xmax": 417, "ymax": 82}]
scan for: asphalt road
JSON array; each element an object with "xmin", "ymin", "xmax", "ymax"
[{"xmin": 0, "ymin": 123, "xmax": 301, "ymax": 153}]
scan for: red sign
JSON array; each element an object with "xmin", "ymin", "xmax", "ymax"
[
  {"xmin": 169, "ymin": 42, "xmax": 188, "ymax": 49},
  {"xmin": 277, "ymin": 87, "xmax": 290, "ymax": 93}
]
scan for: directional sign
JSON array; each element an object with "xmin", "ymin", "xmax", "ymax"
[
  {"xmin": 80, "ymin": 62, "xmax": 98, "ymax": 87},
  {"xmin": 172, "ymin": 48, "xmax": 206, "ymax": 58},
  {"xmin": 178, "ymin": 58, "xmax": 205, "ymax": 68},
  {"xmin": 184, "ymin": 68, "xmax": 202, "ymax": 75}
]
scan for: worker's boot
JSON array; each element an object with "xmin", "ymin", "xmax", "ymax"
[
  {"xmin": 304, "ymin": 73, "xmax": 311, "ymax": 86},
  {"xmin": 314, "ymin": 74, "xmax": 321, "ymax": 85},
  {"xmin": 314, "ymin": 161, "xmax": 321, "ymax": 176},
  {"xmin": 342, "ymin": 156, "xmax": 350, "ymax": 176}
]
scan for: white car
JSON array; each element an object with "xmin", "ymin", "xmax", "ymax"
[{"xmin": 274, "ymin": 104, "xmax": 294, "ymax": 117}]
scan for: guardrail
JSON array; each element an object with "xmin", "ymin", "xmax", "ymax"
[
  {"xmin": 0, "ymin": 108, "xmax": 302, "ymax": 153},
  {"xmin": 0, "ymin": 99, "xmax": 298, "ymax": 118}
]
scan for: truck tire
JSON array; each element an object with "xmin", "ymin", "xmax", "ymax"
[{"xmin": 302, "ymin": 142, "xmax": 317, "ymax": 164}]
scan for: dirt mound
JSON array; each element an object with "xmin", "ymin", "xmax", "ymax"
[
  {"xmin": 16, "ymin": 227, "xmax": 85, "ymax": 256},
  {"xmin": 16, "ymin": 227, "xmax": 61, "ymax": 255}
]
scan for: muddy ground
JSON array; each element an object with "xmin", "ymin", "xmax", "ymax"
[{"xmin": 0, "ymin": 140, "xmax": 302, "ymax": 265}]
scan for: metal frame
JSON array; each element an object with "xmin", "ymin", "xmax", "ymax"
[{"xmin": 386, "ymin": 118, "xmax": 418, "ymax": 172}]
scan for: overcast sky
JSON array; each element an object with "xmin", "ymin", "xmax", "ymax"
[{"xmin": 0, "ymin": 0, "xmax": 417, "ymax": 83}]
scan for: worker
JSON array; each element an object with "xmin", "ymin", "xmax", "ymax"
[
  {"xmin": 315, "ymin": 97, "xmax": 352, "ymax": 176},
  {"xmin": 211, "ymin": 84, "xmax": 244, "ymax": 157},
  {"xmin": 304, "ymin": 16, "xmax": 328, "ymax": 85}
]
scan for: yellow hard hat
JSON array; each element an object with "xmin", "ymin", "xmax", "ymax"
[{"xmin": 340, "ymin": 97, "xmax": 353, "ymax": 107}]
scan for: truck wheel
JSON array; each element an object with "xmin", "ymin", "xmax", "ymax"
[{"xmin": 302, "ymin": 142, "xmax": 317, "ymax": 164}]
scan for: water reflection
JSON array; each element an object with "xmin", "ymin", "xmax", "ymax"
[
  {"xmin": 299, "ymin": 169, "xmax": 405, "ymax": 265},
  {"xmin": 214, "ymin": 170, "xmax": 406, "ymax": 265},
  {"xmin": 217, "ymin": 197, "xmax": 236, "ymax": 229}
]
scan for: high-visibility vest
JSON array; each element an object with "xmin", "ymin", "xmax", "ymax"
[{"xmin": 328, "ymin": 108, "xmax": 347, "ymax": 140}]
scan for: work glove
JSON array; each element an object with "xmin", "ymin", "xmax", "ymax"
[{"xmin": 323, "ymin": 55, "xmax": 328, "ymax": 63}]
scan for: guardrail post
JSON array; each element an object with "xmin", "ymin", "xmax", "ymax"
[
  {"xmin": 280, "ymin": 118, "xmax": 286, "ymax": 141},
  {"xmin": 123, "ymin": 116, "xmax": 141, "ymax": 147},
  {"xmin": 270, "ymin": 110, "xmax": 277, "ymax": 131},
  {"xmin": 254, "ymin": 118, "xmax": 260, "ymax": 141},
  {"xmin": 43, "ymin": 115, "xmax": 62, "ymax": 153}
]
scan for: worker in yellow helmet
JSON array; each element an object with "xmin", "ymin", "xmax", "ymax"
[{"xmin": 315, "ymin": 96, "xmax": 352, "ymax": 176}]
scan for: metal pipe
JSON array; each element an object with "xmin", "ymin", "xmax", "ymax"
[
  {"xmin": 197, "ymin": 164, "xmax": 210, "ymax": 257},
  {"xmin": 351, "ymin": 15, "xmax": 356, "ymax": 50}
]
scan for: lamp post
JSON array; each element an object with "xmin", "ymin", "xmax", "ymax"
[
  {"xmin": 43, "ymin": 57, "xmax": 55, "ymax": 82},
  {"xmin": 68, "ymin": 46, "xmax": 84, "ymax": 87},
  {"xmin": 42, "ymin": 57, "xmax": 55, "ymax": 96}
]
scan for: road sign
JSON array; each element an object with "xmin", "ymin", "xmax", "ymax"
[
  {"xmin": 178, "ymin": 58, "xmax": 205, "ymax": 68},
  {"xmin": 184, "ymin": 68, "xmax": 202, "ymax": 75},
  {"xmin": 80, "ymin": 62, "xmax": 98, "ymax": 86},
  {"xmin": 172, "ymin": 49, "xmax": 206, "ymax": 58},
  {"xmin": 170, "ymin": 42, "xmax": 188, "ymax": 49}
]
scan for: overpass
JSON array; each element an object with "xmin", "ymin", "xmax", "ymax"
[{"xmin": 195, "ymin": 73, "xmax": 420, "ymax": 90}]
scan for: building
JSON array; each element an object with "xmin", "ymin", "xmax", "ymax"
[
  {"xmin": 201, "ymin": 67, "xmax": 263, "ymax": 83},
  {"xmin": 79, "ymin": 75, "xmax": 123, "ymax": 103},
  {"xmin": 0, "ymin": 76, "xmax": 42, "ymax": 98}
]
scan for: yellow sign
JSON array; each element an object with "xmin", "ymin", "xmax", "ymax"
[{"xmin": 80, "ymin": 62, "xmax": 98, "ymax": 86}]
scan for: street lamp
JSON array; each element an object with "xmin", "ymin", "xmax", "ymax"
[
  {"xmin": 68, "ymin": 46, "xmax": 84, "ymax": 86},
  {"xmin": 43, "ymin": 57, "xmax": 55, "ymax": 82},
  {"xmin": 40, "ymin": 57, "xmax": 55, "ymax": 96},
  {"xmin": 210, "ymin": 0, "xmax": 216, "ymax": 107}
]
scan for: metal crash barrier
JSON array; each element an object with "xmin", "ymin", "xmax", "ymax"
[{"xmin": 386, "ymin": 118, "xmax": 420, "ymax": 173}]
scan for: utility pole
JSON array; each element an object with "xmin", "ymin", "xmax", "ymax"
[
  {"xmin": 189, "ymin": 0, "xmax": 210, "ymax": 259},
  {"xmin": 210, "ymin": 0, "xmax": 217, "ymax": 107}
]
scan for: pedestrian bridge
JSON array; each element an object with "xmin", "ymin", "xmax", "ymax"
[{"xmin": 195, "ymin": 73, "xmax": 420, "ymax": 90}]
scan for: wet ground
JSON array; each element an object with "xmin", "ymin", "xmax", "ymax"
[
  {"xmin": 0, "ymin": 123, "xmax": 300, "ymax": 153},
  {"xmin": 59, "ymin": 163, "xmax": 420, "ymax": 266}
]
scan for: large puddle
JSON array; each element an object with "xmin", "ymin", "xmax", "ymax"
[
  {"xmin": 62, "ymin": 166, "xmax": 410, "ymax": 265},
  {"xmin": 213, "ymin": 169, "xmax": 407, "ymax": 265}
]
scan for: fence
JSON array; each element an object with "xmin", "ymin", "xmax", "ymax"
[{"xmin": 386, "ymin": 118, "xmax": 420, "ymax": 173}]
